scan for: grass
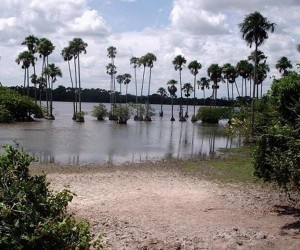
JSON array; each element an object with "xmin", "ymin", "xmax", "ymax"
[{"xmin": 181, "ymin": 146, "xmax": 256, "ymax": 184}]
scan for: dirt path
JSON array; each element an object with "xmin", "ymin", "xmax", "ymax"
[{"xmin": 30, "ymin": 161, "xmax": 300, "ymax": 249}]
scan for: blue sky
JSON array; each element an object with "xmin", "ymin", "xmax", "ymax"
[
  {"xmin": 0, "ymin": 0, "xmax": 300, "ymax": 99},
  {"xmin": 90, "ymin": 0, "xmax": 173, "ymax": 32}
]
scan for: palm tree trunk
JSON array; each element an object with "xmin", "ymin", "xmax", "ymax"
[
  {"xmin": 77, "ymin": 54, "xmax": 82, "ymax": 113},
  {"xmin": 235, "ymin": 81, "xmax": 240, "ymax": 97},
  {"xmin": 26, "ymin": 68, "xmax": 30, "ymax": 97},
  {"xmin": 179, "ymin": 70, "xmax": 183, "ymax": 117},
  {"xmin": 23, "ymin": 69, "xmax": 26, "ymax": 95},
  {"xmin": 160, "ymin": 96, "xmax": 163, "ymax": 115},
  {"xmin": 244, "ymin": 78, "xmax": 247, "ymax": 97},
  {"xmin": 171, "ymin": 96, "xmax": 174, "ymax": 120},
  {"xmin": 119, "ymin": 84, "xmax": 122, "ymax": 103},
  {"xmin": 50, "ymin": 79, "xmax": 53, "ymax": 117},
  {"xmin": 74, "ymin": 58, "xmax": 78, "ymax": 114},
  {"xmin": 227, "ymin": 80, "xmax": 230, "ymax": 101},
  {"xmin": 146, "ymin": 67, "xmax": 152, "ymax": 117},
  {"xmin": 126, "ymin": 84, "xmax": 128, "ymax": 104},
  {"xmin": 33, "ymin": 65, "xmax": 37, "ymax": 102},
  {"xmin": 68, "ymin": 60, "xmax": 76, "ymax": 119},
  {"xmin": 193, "ymin": 75, "xmax": 196, "ymax": 116},
  {"xmin": 140, "ymin": 66, "xmax": 146, "ymax": 104},
  {"xmin": 251, "ymin": 44, "xmax": 258, "ymax": 133}
]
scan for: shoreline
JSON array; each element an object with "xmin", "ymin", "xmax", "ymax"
[{"xmin": 29, "ymin": 155, "xmax": 300, "ymax": 249}]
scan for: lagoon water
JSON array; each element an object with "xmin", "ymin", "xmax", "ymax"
[{"xmin": 0, "ymin": 102, "xmax": 242, "ymax": 165}]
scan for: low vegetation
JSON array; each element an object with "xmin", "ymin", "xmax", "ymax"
[
  {"xmin": 0, "ymin": 144, "xmax": 103, "ymax": 249},
  {"xmin": 197, "ymin": 107, "xmax": 232, "ymax": 124},
  {"xmin": 0, "ymin": 87, "xmax": 43, "ymax": 122}
]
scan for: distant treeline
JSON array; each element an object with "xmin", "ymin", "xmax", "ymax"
[{"xmin": 8, "ymin": 85, "xmax": 248, "ymax": 106}]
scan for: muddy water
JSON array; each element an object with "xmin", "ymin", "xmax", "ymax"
[{"xmin": 0, "ymin": 102, "xmax": 242, "ymax": 165}]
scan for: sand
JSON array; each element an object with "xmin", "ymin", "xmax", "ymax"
[{"xmin": 30, "ymin": 160, "xmax": 300, "ymax": 250}]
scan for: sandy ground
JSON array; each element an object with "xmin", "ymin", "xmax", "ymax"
[{"xmin": 30, "ymin": 160, "xmax": 300, "ymax": 250}]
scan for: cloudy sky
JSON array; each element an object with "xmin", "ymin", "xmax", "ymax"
[{"xmin": 0, "ymin": 0, "xmax": 300, "ymax": 98}]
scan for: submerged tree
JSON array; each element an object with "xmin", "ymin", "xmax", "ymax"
[
  {"xmin": 167, "ymin": 79, "xmax": 178, "ymax": 121},
  {"xmin": 182, "ymin": 82, "xmax": 193, "ymax": 118},
  {"xmin": 15, "ymin": 51, "xmax": 35, "ymax": 97},
  {"xmin": 173, "ymin": 55, "xmax": 186, "ymax": 121},
  {"xmin": 188, "ymin": 60, "xmax": 201, "ymax": 118},
  {"xmin": 123, "ymin": 73, "xmax": 132, "ymax": 104},
  {"xmin": 207, "ymin": 64, "xmax": 222, "ymax": 107},
  {"xmin": 130, "ymin": 56, "xmax": 139, "ymax": 109},
  {"xmin": 107, "ymin": 46, "xmax": 117, "ymax": 109},
  {"xmin": 157, "ymin": 87, "xmax": 167, "ymax": 117},
  {"xmin": 70, "ymin": 38, "xmax": 88, "ymax": 122},
  {"xmin": 43, "ymin": 63, "xmax": 62, "ymax": 119}
]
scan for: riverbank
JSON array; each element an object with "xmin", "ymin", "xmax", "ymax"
[{"xmin": 30, "ymin": 150, "xmax": 300, "ymax": 249}]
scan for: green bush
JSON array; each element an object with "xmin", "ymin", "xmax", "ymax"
[
  {"xmin": 0, "ymin": 87, "xmax": 43, "ymax": 122},
  {"xmin": 197, "ymin": 107, "xmax": 231, "ymax": 124},
  {"xmin": 0, "ymin": 105, "xmax": 13, "ymax": 123},
  {"xmin": 114, "ymin": 104, "xmax": 131, "ymax": 124},
  {"xmin": 0, "ymin": 144, "xmax": 102, "ymax": 249},
  {"xmin": 91, "ymin": 104, "xmax": 108, "ymax": 121}
]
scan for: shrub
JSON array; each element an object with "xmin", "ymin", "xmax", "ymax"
[
  {"xmin": 0, "ymin": 86, "xmax": 43, "ymax": 122},
  {"xmin": 0, "ymin": 144, "xmax": 102, "ymax": 249},
  {"xmin": 114, "ymin": 104, "xmax": 131, "ymax": 124},
  {"xmin": 197, "ymin": 107, "xmax": 231, "ymax": 124},
  {"xmin": 91, "ymin": 104, "xmax": 108, "ymax": 120}
]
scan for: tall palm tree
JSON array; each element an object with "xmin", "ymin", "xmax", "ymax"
[
  {"xmin": 70, "ymin": 38, "xmax": 88, "ymax": 121},
  {"xmin": 123, "ymin": 73, "xmax": 132, "ymax": 104},
  {"xmin": 157, "ymin": 87, "xmax": 167, "ymax": 117},
  {"xmin": 197, "ymin": 77, "xmax": 210, "ymax": 104},
  {"xmin": 138, "ymin": 55, "xmax": 147, "ymax": 104},
  {"xmin": 107, "ymin": 46, "xmax": 117, "ymax": 107},
  {"xmin": 222, "ymin": 63, "xmax": 234, "ymax": 101},
  {"xmin": 207, "ymin": 64, "xmax": 222, "ymax": 107},
  {"xmin": 15, "ymin": 51, "xmax": 35, "ymax": 96},
  {"xmin": 37, "ymin": 38, "xmax": 55, "ymax": 115},
  {"xmin": 116, "ymin": 74, "xmax": 125, "ymax": 103},
  {"xmin": 37, "ymin": 76, "xmax": 46, "ymax": 106},
  {"xmin": 130, "ymin": 56, "xmax": 139, "ymax": 106},
  {"xmin": 145, "ymin": 53, "xmax": 157, "ymax": 121},
  {"xmin": 173, "ymin": 55, "xmax": 187, "ymax": 121},
  {"xmin": 239, "ymin": 11, "xmax": 276, "ymax": 129},
  {"xmin": 182, "ymin": 82, "xmax": 193, "ymax": 118},
  {"xmin": 187, "ymin": 60, "xmax": 202, "ymax": 117},
  {"xmin": 167, "ymin": 79, "xmax": 178, "ymax": 121},
  {"xmin": 43, "ymin": 63, "xmax": 62, "ymax": 119},
  {"xmin": 22, "ymin": 35, "xmax": 39, "ymax": 102},
  {"xmin": 257, "ymin": 62, "xmax": 270, "ymax": 98},
  {"xmin": 61, "ymin": 45, "xmax": 76, "ymax": 119},
  {"xmin": 275, "ymin": 56, "xmax": 293, "ymax": 76},
  {"xmin": 106, "ymin": 63, "xmax": 117, "ymax": 113},
  {"xmin": 236, "ymin": 59, "xmax": 253, "ymax": 97}
]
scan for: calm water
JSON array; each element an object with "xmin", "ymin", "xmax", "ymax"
[{"xmin": 0, "ymin": 102, "xmax": 242, "ymax": 165}]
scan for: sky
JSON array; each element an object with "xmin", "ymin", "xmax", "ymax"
[{"xmin": 0, "ymin": 0, "xmax": 300, "ymax": 99}]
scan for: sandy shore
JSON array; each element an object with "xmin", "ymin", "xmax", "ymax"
[{"xmin": 30, "ymin": 159, "xmax": 300, "ymax": 250}]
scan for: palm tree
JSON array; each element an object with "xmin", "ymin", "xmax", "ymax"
[
  {"xmin": 157, "ymin": 87, "xmax": 167, "ymax": 117},
  {"xmin": 197, "ymin": 77, "xmax": 210, "ymax": 104},
  {"xmin": 15, "ymin": 51, "xmax": 35, "ymax": 97},
  {"xmin": 107, "ymin": 46, "xmax": 117, "ymax": 107},
  {"xmin": 275, "ymin": 56, "xmax": 293, "ymax": 76},
  {"xmin": 106, "ymin": 63, "xmax": 117, "ymax": 114},
  {"xmin": 173, "ymin": 55, "xmax": 187, "ymax": 121},
  {"xmin": 123, "ymin": 73, "xmax": 132, "ymax": 104},
  {"xmin": 236, "ymin": 60, "xmax": 253, "ymax": 97},
  {"xmin": 43, "ymin": 63, "xmax": 62, "ymax": 119},
  {"xmin": 145, "ymin": 53, "xmax": 157, "ymax": 121},
  {"xmin": 222, "ymin": 63, "xmax": 233, "ymax": 101},
  {"xmin": 22, "ymin": 35, "xmax": 39, "ymax": 102},
  {"xmin": 70, "ymin": 38, "xmax": 88, "ymax": 122},
  {"xmin": 37, "ymin": 38, "xmax": 55, "ymax": 115},
  {"xmin": 187, "ymin": 60, "xmax": 202, "ymax": 117},
  {"xmin": 61, "ymin": 45, "xmax": 76, "ymax": 119},
  {"xmin": 182, "ymin": 83, "xmax": 193, "ymax": 118},
  {"xmin": 130, "ymin": 56, "xmax": 139, "ymax": 107},
  {"xmin": 36, "ymin": 76, "xmax": 46, "ymax": 107},
  {"xmin": 239, "ymin": 11, "xmax": 276, "ymax": 130},
  {"xmin": 257, "ymin": 62, "xmax": 270, "ymax": 98},
  {"xmin": 167, "ymin": 79, "xmax": 178, "ymax": 121},
  {"xmin": 116, "ymin": 74, "xmax": 125, "ymax": 103},
  {"xmin": 138, "ymin": 55, "xmax": 147, "ymax": 104},
  {"xmin": 207, "ymin": 64, "xmax": 222, "ymax": 107}
]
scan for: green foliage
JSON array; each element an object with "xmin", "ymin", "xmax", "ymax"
[
  {"xmin": 0, "ymin": 144, "xmax": 102, "ymax": 249},
  {"xmin": 270, "ymin": 71, "xmax": 300, "ymax": 125},
  {"xmin": 114, "ymin": 104, "xmax": 131, "ymax": 124},
  {"xmin": 197, "ymin": 107, "xmax": 231, "ymax": 124},
  {"xmin": 0, "ymin": 87, "xmax": 43, "ymax": 122},
  {"xmin": 91, "ymin": 104, "xmax": 108, "ymax": 120},
  {"xmin": 254, "ymin": 135, "xmax": 300, "ymax": 191}
]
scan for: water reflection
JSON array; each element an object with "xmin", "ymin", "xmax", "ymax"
[{"xmin": 0, "ymin": 102, "xmax": 242, "ymax": 165}]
